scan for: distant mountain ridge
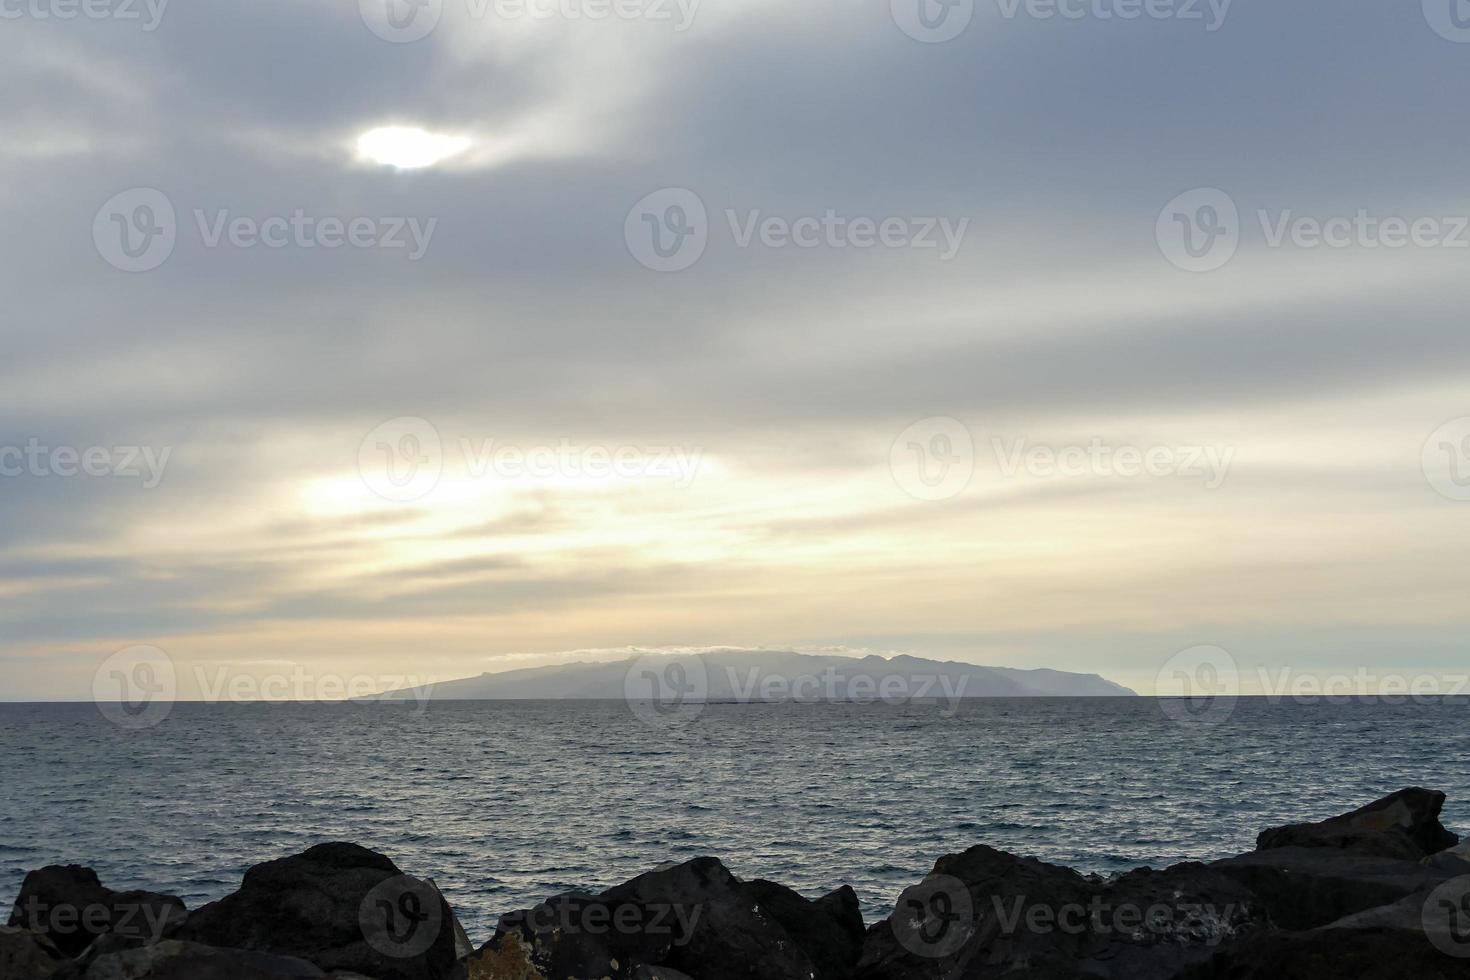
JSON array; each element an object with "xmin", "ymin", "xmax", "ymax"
[{"xmin": 367, "ymin": 650, "xmax": 1136, "ymax": 702}]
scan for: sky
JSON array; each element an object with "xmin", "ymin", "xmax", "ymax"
[{"xmin": 2, "ymin": 0, "xmax": 1469, "ymax": 700}]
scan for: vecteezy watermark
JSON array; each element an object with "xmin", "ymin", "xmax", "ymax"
[
  {"xmin": 1253, "ymin": 668, "xmax": 1470, "ymax": 705},
  {"xmin": 360, "ymin": 876, "xmax": 445, "ymax": 960},
  {"xmin": 891, "ymin": 0, "xmax": 1230, "ymax": 43},
  {"xmin": 0, "ymin": 440, "xmax": 172, "ymax": 488},
  {"xmin": 10, "ymin": 895, "xmax": 182, "ymax": 947},
  {"xmin": 994, "ymin": 0, "xmax": 1231, "ymax": 30},
  {"xmin": 891, "ymin": 0, "xmax": 975, "ymax": 43},
  {"xmin": 624, "ymin": 652, "xmax": 709, "ymax": 729},
  {"xmin": 359, "ymin": 0, "xmax": 697, "ymax": 42},
  {"xmin": 189, "ymin": 664, "xmax": 437, "ymax": 712},
  {"xmin": 622, "ymin": 654, "xmax": 976, "ymax": 729},
  {"xmin": 1154, "ymin": 645, "xmax": 1239, "ymax": 728},
  {"xmin": 891, "ymin": 417, "xmax": 975, "ymax": 501},
  {"xmin": 976, "ymin": 893, "xmax": 1242, "ymax": 943},
  {"xmin": 625, "ymin": 188, "xmax": 970, "ymax": 272},
  {"xmin": 503, "ymin": 898, "xmax": 703, "ymax": 945},
  {"xmin": 357, "ymin": 417, "xmax": 706, "ymax": 503},
  {"xmin": 723, "ymin": 665, "xmax": 972, "ymax": 714},
  {"xmin": 1423, "ymin": 417, "xmax": 1470, "ymax": 502},
  {"xmin": 891, "ymin": 875, "xmax": 975, "ymax": 958},
  {"xmin": 93, "ymin": 188, "xmax": 437, "ymax": 272},
  {"xmin": 1423, "ymin": 0, "xmax": 1470, "ymax": 43},
  {"xmin": 92, "ymin": 648, "xmax": 439, "ymax": 728},
  {"xmin": 993, "ymin": 436, "xmax": 1235, "ymax": 489},
  {"xmin": 1157, "ymin": 649, "xmax": 1470, "ymax": 728},
  {"xmin": 0, "ymin": 0, "xmax": 168, "ymax": 29},
  {"xmin": 1423, "ymin": 877, "xmax": 1470, "ymax": 958},
  {"xmin": 1158, "ymin": 188, "xmax": 1470, "ymax": 272},
  {"xmin": 93, "ymin": 645, "xmax": 177, "ymax": 730},
  {"xmin": 1155, "ymin": 188, "xmax": 1240, "ymax": 273}
]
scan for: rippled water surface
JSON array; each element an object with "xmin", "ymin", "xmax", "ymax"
[{"xmin": 2, "ymin": 698, "xmax": 1467, "ymax": 942}]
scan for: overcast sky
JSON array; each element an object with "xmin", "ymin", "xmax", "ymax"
[{"xmin": 3, "ymin": 0, "xmax": 1469, "ymax": 699}]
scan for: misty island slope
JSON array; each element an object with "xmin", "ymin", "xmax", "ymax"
[
  {"xmin": 7, "ymin": 789, "xmax": 1470, "ymax": 979},
  {"xmin": 365, "ymin": 650, "xmax": 1137, "ymax": 702}
]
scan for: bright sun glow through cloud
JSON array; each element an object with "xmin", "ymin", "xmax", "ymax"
[{"xmin": 356, "ymin": 127, "xmax": 470, "ymax": 169}]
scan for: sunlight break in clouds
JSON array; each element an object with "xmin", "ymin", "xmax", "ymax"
[{"xmin": 356, "ymin": 127, "xmax": 471, "ymax": 169}]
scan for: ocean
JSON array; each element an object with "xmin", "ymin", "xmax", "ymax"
[{"xmin": 2, "ymin": 697, "xmax": 1466, "ymax": 943}]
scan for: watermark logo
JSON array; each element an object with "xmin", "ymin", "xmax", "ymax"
[
  {"xmin": 1155, "ymin": 645, "xmax": 1238, "ymax": 727},
  {"xmin": 623, "ymin": 653, "xmax": 709, "ymax": 728},
  {"xmin": 892, "ymin": 874, "xmax": 975, "ymax": 959},
  {"xmin": 0, "ymin": 0, "xmax": 169, "ymax": 30},
  {"xmin": 1423, "ymin": 877, "xmax": 1470, "ymax": 958},
  {"xmin": 1156, "ymin": 188, "xmax": 1239, "ymax": 273},
  {"xmin": 625, "ymin": 189, "xmax": 970, "ymax": 271},
  {"xmin": 93, "ymin": 190, "xmax": 436, "ymax": 271},
  {"xmin": 891, "ymin": 0, "xmax": 974, "ymax": 42},
  {"xmin": 360, "ymin": 876, "xmax": 444, "ymax": 959},
  {"xmin": 1424, "ymin": 0, "xmax": 1470, "ymax": 43},
  {"xmin": 94, "ymin": 188, "xmax": 177, "ymax": 273},
  {"xmin": 625, "ymin": 188, "xmax": 708, "ymax": 272},
  {"xmin": 359, "ymin": 417, "xmax": 445, "ymax": 503},
  {"xmin": 508, "ymin": 899, "xmax": 703, "ymax": 944},
  {"xmin": 93, "ymin": 645, "xmax": 176, "ymax": 730},
  {"xmin": 891, "ymin": 417, "xmax": 975, "ymax": 501},
  {"xmin": 995, "ymin": 0, "xmax": 1231, "ymax": 30},
  {"xmin": 992, "ymin": 436, "xmax": 1234, "ymax": 489},
  {"xmin": 722, "ymin": 664, "xmax": 971, "ymax": 714},
  {"xmin": 10, "ymin": 895, "xmax": 180, "ymax": 947},
  {"xmin": 1423, "ymin": 417, "xmax": 1470, "ymax": 502},
  {"xmin": 0, "ymin": 440, "xmax": 172, "ymax": 488},
  {"xmin": 1159, "ymin": 189, "xmax": 1470, "ymax": 271},
  {"xmin": 1252, "ymin": 668, "xmax": 1470, "ymax": 704},
  {"xmin": 360, "ymin": 0, "xmax": 443, "ymax": 42}
]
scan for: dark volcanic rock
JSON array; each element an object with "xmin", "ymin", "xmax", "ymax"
[
  {"xmin": 175, "ymin": 842, "xmax": 460, "ymax": 980},
  {"xmin": 54, "ymin": 940, "xmax": 331, "ymax": 979},
  {"xmin": 1255, "ymin": 787, "xmax": 1459, "ymax": 860},
  {"xmin": 740, "ymin": 879, "xmax": 865, "ymax": 980},
  {"xmin": 6, "ymin": 865, "xmax": 186, "ymax": 958},
  {"xmin": 467, "ymin": 856, "xmax": 859, "ymax": 980},
  {"xmin": 1210, "ymin": 845, "xmax": 1460, "ymax": 930},
  {"xmin": 856, "ymin": 845, "xmax": 1264, "ymax": 980},
  {"xmin": 1, "ymin": 924, "xmax": 64, "ymax": 978},
  {"xmin": 1181, "ymin": 885, "xmax": 1470, "ymax": 979}
]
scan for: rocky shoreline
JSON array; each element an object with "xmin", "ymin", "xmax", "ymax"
[{"xmin": 5, "ymin": 788, "xmax": 1470, "ymax": 979}]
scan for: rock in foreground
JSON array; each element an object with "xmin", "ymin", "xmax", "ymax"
[{"xmin": 4, "ymin": 789, "xmax": 1469, "ymax": 979}]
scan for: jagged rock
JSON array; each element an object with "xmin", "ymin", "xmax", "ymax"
[
  {"xmin": 1180, "ymin": 885, "xmax": 1470, "ymax": 978},
  {"xmin": 1210, "ymin": 846, "xmax": 1460, "ymax": 930},
  {"xmin": 6, "ymin": 866, "xmax": 186, "ymax": 958},
  {"xmin": 467, "ymin": 856, "xmax": 859, "ymax": 980},
  {"xmin": 1255, "ymin": 788, "xmax": 1460, "ymax": 861},
  {"xmin": 856, "ymin": 845, "xmax": 1264, "ymax": 980},
  {"xmin": 739, "ymin": 879, "xmax": 865, "ymax": 980},
  {"xmin": 175, "ymin": 843, "xmax": 461, "ymax": 980},
  {"xmin": 1, "ymin": 924, "xmax": 64, "ymax": 978}
]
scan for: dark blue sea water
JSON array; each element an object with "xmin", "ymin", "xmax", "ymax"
[{"xmin": 2, "ymin": 698, "xmax": 1467, "ymax": 943}]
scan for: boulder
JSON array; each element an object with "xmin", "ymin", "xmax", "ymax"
[
  {"xmin": 1255, "ymin": 788, "xmax": 1459, "ymax": 861},
  {"xmin": 6, "ymin": 866, "xmax": 186, "ymax": 958},
  {"xmin": 467, "ymin": 856, "xmax": 860, "ymax": 980},
  {"xmin": 1181, "ymin": 886, "xmax": 1470, "ymax": 978},
  {"xmin": 175, "ymin": 842, "xmax": 461, "ymax": 980},
  {"xmin": 856, "ymin": 845, "xmax": 1264, "ymax": 980},
  {"xmin": 1210, "ymin": 845, "xmax": 1460, "ymax": 930},
  {"xmin": 0, "ymin": 924, "xmax": 64, "ymax": 978}
]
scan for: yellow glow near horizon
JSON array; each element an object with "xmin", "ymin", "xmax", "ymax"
[{"xmin": 356, "ymin": 127, "xmax": 470, "ymax": 169}]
